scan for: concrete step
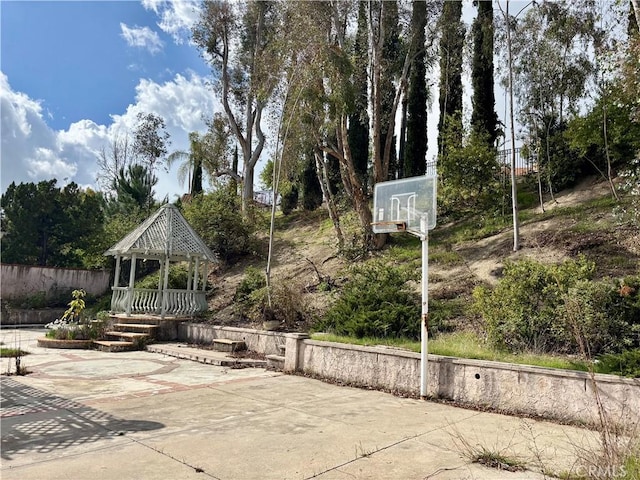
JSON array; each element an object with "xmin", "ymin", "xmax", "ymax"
[
  {"xmin": 147, "ymin": 344, "xmax": 267, "ymax": 368},
  {"xmin": 105, "ymin": 331, "xmax": 150, "ymax": 341},
  {"xmin": 93, "ymin": 340, "xmax": 136, "ymax": 352},
  {"xmin": 113, "ymin": 323, "xmax": 158, "ymax": 335},
  {"xmin": 212, "ymin": 339, "xmax": 246, "ymax": 353},
  {"xmin": 266, "ymin": 354, "xmax": 285, "ymax": 371}
]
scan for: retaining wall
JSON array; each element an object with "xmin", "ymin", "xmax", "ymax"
[
  {"xmin": 179, "ymin": 323, "xmax": 640, "ymax": 427},
  {"xmin": 0, "ymin": 264, "xmax": 111, "ymax": 301},
  {"xmin": 1, "ymin": 308, "xmax": 66, "ymax": 326}
]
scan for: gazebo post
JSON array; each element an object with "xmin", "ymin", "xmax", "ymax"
[
  {"xmin": 187, "ymin": 256, "xmax": 193, "ymax": 291},
  {"xmin": 111, "ymin": 256, "xmax": 121, "ymax": 312},
  {"xmin": 127, "ymin": 253, "xmax": 137, "ymax": 316},
  {"xmin": 193, "ymin": 257, "xmax": 200, "ymax": 292},
  {"xmin": 157, "ymin": 258, "xmax": 165, "ymax": 314},
  {"xmin": 161, "ymin": 255, "xmax": 170, "ymax": 319}
]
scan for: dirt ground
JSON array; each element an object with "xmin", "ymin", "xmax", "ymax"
[{"xmin": 205, "ymin": 177, "xmax": 639, "ymax": 329}]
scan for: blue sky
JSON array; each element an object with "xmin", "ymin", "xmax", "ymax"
[{"xmin": 1, "ymin": 0, "xmax": 218, "ymax": 201}]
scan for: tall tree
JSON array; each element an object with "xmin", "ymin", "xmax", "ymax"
[
  {"xmin": 96, "ymin": 131, "xmax": 133, "ymax": 197},
  {"xmin": 403, "ymin": 0, "xmax": 428, "ymax": 178},
  {"xmin": 1, "ymin": 180, "xmax": 105, "ymax": 268},
  {"xmin": 166, "ymin": 132, "xmax": 209, "ymax": 196},
  {"xmin": 193, "ymin": 0, "xmax": 280, "ymax": 213},
  {"xmin": 471, "ymin": 0, "xmax": 499, "ymax": 147},
  {"xmin": 347, "ymin": 1, "xmax": 370, "ymax": 192},
  {"xmin": 437, "ymin": 0, "xmax": 465, "ymax": 161},
  {"xmin": 112, "ymin": 164, "xmax": 158, "ymax": 213},
  {"xmin": 508, "ymin": 0, "xmax": 603, "ymax": 195},
  {"xmin": 132, "ymin": 112, "xmax": 171, "ymax": 173}
]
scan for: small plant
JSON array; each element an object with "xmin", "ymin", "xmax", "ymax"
[
  {"xmin": 472, "ymin": 449, "xmax": 527, "ymax": 472},
  {"xmin": 0, "ymin": 347, "xmax": 30, "ymax": 358},
  {"xmin": 449, "ymin": 423, "xmax": 527, "ymax": 473},
  {"xmin": 61, "ymin": 289, "xmax": 87, "ymax": 323}
]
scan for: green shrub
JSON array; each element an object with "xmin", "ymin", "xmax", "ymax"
[
  {"xmin": 135, "ymin": 265, "xmax": 191, "ymax": 290},
  {"xmin": 234, "ymin": 266, "xmax": 266, "ymax": 304},
  {"xmin": 182, "ymin": 189, "xmax": 258, "ymax": 264},
  {"xmin": 473, "ymin": 257, "xmax": 595, "ymax": 353},
  {"xmin": 559, "ymin": 277, "xmax": 640, "ymax": 356},
  {"xmin": 596, "ymin": 350, "xmax": 640, "ymax": 378},
  {"xmin": 314, "ymin": 260, "xmax": 420, "ymax": 339}
]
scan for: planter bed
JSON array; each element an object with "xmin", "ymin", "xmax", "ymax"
[{"xmin": 37, "ymin": 338, "xmax": 94, "ymax": 349}]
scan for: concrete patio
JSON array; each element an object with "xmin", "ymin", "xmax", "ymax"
[{"xmin": 1, "ymin": 329, "xmax": 601, "ymax": 479}]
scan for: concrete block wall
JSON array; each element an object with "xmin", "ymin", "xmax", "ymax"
[
  {"xmin": 1, "ymin": 264, "xmax": 111, "ymax": 301},
  {"xmin": 179, "ymin": 323, "xmax": 640, "ymax": 427}
]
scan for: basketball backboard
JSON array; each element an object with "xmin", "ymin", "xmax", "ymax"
[{"xmin": 372, "ymin": 175, "xmax": 437, "ymax": 234}]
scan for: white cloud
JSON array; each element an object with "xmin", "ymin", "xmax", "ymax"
[
  {"xmin": 120, "ymin": 23, "xmax": 164, "ymax": 54},
  {"xmin": 1, "ymin": 71, "xmax": 220, "ymax": 201},
  {"xmin": 1, "ymin": 72, "xmax": 88, "ymax": 190},
  {"xmin": 141, "ymin": 0, "xmax": 201, "ymax": 44}
]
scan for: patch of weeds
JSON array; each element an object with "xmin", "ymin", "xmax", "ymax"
[
  {"xmin": 449, "ymin": 424, "xmax": 527, "ymax": 473},
  {"xmin": 429, "ymin": 249, "xmax": 464, "ymax": 265},
  {"xmin": 472, "ymin": 449, "xmax": 527, "ymax": 472},
  {"xmin": 0, "ymin": 348, "xmax": 30, "ymax": 358}
]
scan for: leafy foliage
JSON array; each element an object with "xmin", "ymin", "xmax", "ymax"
[
  {"xmin": 560, "ymin": 276, "xmax": 640, "ymax": 355},
  {"xmin": 135, "ymin": 265, "xmax": 193, "ymax": 290},
  {"xmin": 596, "ymin": 349, "xmax": 640, "ymax": 378},
  {"xmin": 475, "ymin": 259, "xmax": 640, "ymax": 355},
  {"xmin": 234, "ymin": 266, "xmax": 266, "ymax": 304},
  {"xmin": 1, "ymin": 180, "xmax": 106, "ymax": 268},
  {"xmin": 315, "ymin": 261, "xmax": 420, "ymax": 339},
  {"xmin": 182, "ymin": 189, "xmax": 258, "ymax": 264},
  {"xmin": 473, "ymin": 257, "xmax": 596, "ymax": 353},
  {"xmin": 438, "ymin": 130, "xmax": 502, "ymax": 217}
]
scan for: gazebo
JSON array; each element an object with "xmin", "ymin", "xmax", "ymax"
[{"xmin": 104, "ymin": 204, "xmax": 217, "ymax": 318}]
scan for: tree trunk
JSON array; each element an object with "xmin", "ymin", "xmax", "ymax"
[
  {"xmin": 505, "ymin": 0, "xmax": 520, "ymax": 251},
  {"xmin": 315, "ymin": 149, "xmax": 344, "ymax": 249}
]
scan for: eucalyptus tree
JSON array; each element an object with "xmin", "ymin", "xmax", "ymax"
[
  {"xmin": 506, "ymin": 0, "xmax": 603, "ymax": 195},
  {"xmin": 132, "ymin": 112, "xmax": 171, "ymax": 174},
  {"xmin": 192, "ymin": 0, "xmax": 281, "ymax": 213},
  {"xmin": 347, "ymin": 1, "xmax": 370, "ymax": 191}
]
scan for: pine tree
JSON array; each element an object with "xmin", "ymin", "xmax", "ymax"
[{"xmin": 403, "ymin": 0, "xmax": 428, "ymax": 178}]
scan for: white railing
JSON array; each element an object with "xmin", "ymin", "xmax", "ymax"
[{"xmin": 111, "ymin": 287, "xmax": 207, "ymax": 316}]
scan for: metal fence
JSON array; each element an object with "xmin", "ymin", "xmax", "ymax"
[{"xmin": 426, "ymin": 147, "xmax": 537, "ymax": 178}]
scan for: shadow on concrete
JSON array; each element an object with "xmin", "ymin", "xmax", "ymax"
[{"xmin": 0, "ymin": 378, "xmax": 164, "ymax": 460}]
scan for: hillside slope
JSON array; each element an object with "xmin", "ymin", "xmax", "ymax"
[{"xmin": 206, "ymin": 177, "xmax": 640, "ymax": 330}]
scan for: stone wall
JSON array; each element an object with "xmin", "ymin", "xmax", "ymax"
[
  {"xmin": 0, "ymin": 264, "xmax": 111, "ymax": 301},
  {"xmin": 179, "ymin": 324, "xmax": 640, "ymax": 427}
]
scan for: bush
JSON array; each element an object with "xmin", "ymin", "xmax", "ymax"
[
  {"xmin": 314, "ymin": 261, "xmax": 420, "ymax": 339},
  {"xmin": 234, "ymin": 267, "xmax": 266, "ymax": 304},
  {"xmin": 135, "ymin": 264, "xmax": 192, "ymax": 290},
  {"xmin": 182, "ymin": 190, "xmax": 258, "ymax": 264},
  {"xmin": 559, "ymin": 277, "xmax": 640, "ymax": 356},
  {"xmin": 596, "ymin": 349, "xmax": 640, "ymax": 378},
  {"xmin": 473, "ymin": 257, "xmax": 595, "ymax": 353}
]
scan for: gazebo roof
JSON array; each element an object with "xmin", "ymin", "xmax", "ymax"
[{"xmin": 104, "ymin": 204, "xmax": 217, "ymax": 262}]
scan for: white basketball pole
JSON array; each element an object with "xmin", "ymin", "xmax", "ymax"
[{"xmin": 420, "ymin": 216, "xmax": 429, "ymax": 398}]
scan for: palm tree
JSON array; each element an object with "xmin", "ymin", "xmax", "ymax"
[{"xmin": 166, "ymin": 132, "xmax": 205, "ymax": 196}]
